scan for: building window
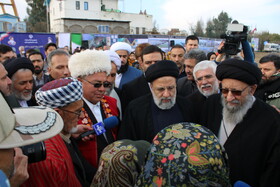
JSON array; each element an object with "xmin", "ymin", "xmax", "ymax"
[
  {"xmin": 76, "ymin": 1, "xmax": 80, "ymax": 10},
  {"xmin": 98, "ymin": 25, "xmax": 110, "ymax": 33},
  {"xmin": 84, "ymin": 2, "xmax": 88, "ymax": 10},
  {"xmin": 136, "ymin": 27, "xmax": 139, "ymax": 34},
  {"xmin": 59, "ymin": 2, "xmax": 62, "ymax": 11},
  {"xmin": 142, "ymin": 27, "xmax": 146, "ymax": 34}
]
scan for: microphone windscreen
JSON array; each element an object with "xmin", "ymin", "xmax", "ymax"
[
  {"xmin": 103, "ymin": 116, "xmax": 119, "ymax": 129},
  {"xmin": 234, "ymin": 181, "xmax": 251, "ymax": 187}
]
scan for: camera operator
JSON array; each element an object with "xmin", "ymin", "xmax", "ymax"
[
  {"xmin": 0, "ymin": 63, "xmax": 29, "ymax": 187},
  {"xmin": 0, "ymin": 92, "xmax": 63, "ymax": 187},
  {"xmin": 215, "ymin": 21, "xmax": 256, "ymax": 65}
]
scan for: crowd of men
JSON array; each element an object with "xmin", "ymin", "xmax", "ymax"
[{"xmin": 0, "ymin": 34, "xmax": 279, "ymax": 186}]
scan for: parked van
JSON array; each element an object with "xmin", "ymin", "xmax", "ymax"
[{"xmin": 264, "ymin": 43, "xmax": 279, "ymax": 52}]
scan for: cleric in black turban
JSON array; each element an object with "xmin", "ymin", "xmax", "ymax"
[
  {"xmin": 4, "ymin": 57, "xmax": 34, "ymax": 79},
  {"xmin": 216, "ymin": 59, "xmax": 262, "ymax": 85},
  {"xmin": 145, "ymin": 60, "xmax": 179, "ymax": 83}
]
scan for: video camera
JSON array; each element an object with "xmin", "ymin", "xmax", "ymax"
[
  {"xmin": 220, "ymin": 21, "xmax": 249, "ymax": 55},
  {"xmin": 21, "ymin": 141, "xmax": 46, "ymax": 163}
]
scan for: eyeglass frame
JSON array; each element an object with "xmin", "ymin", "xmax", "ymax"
[
  {"xmin": 220, "ymin": 85, "xmax": 250, "ymax": 96},
  {"xmin": 59, "ymin": 108, "xmax": 82, "ymax": 116},
  {"xmin": 82, "ymin": 78, "xmax": 112, "ymax": 88}
]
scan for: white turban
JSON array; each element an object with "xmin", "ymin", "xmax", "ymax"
[
  {"xmin": 110, "ymin": 42, "xmax": 132, "ymax": 54},
  {"xmin": 104, "ymin": 50, "xmax": 121, "ymax": 70}
]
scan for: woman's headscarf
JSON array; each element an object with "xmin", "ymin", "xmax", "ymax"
[
  {"xmin": 136, "ymin": 122, "xmax": 230, "ymax": 187},
  {"xmin": 91, "ymin": 139, "xmax": 150, "ymax": 187}
]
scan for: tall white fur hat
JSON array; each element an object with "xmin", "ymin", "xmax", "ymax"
[
  {"xmin": 68, "ymin": 49, "xmax": 111, "ymax": 78},
  {"xmin": 110, "ymin": 42, "xmax": 132, "ymax": 54}
]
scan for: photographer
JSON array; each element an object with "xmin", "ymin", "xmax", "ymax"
[{"xmin": 0, "ymin": 93, "xmax": 63, "ymax": 187}]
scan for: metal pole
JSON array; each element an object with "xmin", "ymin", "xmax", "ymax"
[{"xmin": 46, "ymin": 3, "xmax": 49, "ymax": 32}]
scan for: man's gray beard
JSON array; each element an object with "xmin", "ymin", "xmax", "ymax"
[
  {"xmin": 69, "ymin": 126, "xmax": 78, "ymax": 134},
  {"xmin": 198, "ymin": 80, "xmax": 219, "ymax": 97},
  {"xmin": 12, "ymin": 87, "xmax": 32, "ymax": 101},
  {"xmin": 151, "ymin": 91, "xmax": 176, "ymax": 110},
  {"xmin": 221, "ymin": 94, "xmax": 254, "ymax": 125}
]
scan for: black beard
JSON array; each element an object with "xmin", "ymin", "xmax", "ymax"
[
  {"xmin": 34, "ymin": 69, "xmax": 43, "ymax": 75},
  {"xmin": 117, "ymin": 63, "xmax": 129, "ymax": 74}
]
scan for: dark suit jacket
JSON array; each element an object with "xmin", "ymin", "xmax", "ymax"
[
  {"xmin": 121, "ymin": 74, "xmax": 150, "ymax": 113},
  {"xmin": 118, "ymin": 94, "xmax": 197, "ymax": 142},
  {"xmin": 200, "ymin": 94, "xmax": 280, "ymax": 186},
  {"xmin": 65, "ymin": 138, "xmax": 96, "ymax": 187},
  {"xmin": 177, "ymin": 77, "xmax": 198, "ymax": 97},
  {"xmin": 5, "ymin": 94, "xmax": 37, "ymax": 107},
  {"xmin": 186, "ymin": 90, "xmax": 207, "ymax": 123}
]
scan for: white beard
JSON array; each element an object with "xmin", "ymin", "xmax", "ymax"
[
  {"xmin": 69, "ymin": 127, "xmax": 78, "ymax": 134},
  {"xmin": 221, "ymin": 94, "xmax": 255, "ymax": 125},
  {"xmin": 151, "ymin": 91, "xmax": 176, "ymax": 110},
  {"xmin": 198, "ymin": 80, "xmax": 219, "ymax": 97}
]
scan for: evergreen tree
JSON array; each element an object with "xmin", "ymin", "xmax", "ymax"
[
  {"xmin": 194, "ymin": 20, "xmax": 204, "ymax": 37},
  {"xmin": 205, "ymin": 19, "xmax": 215, "ymax": 38},
  {"xmin": 25, "ymin": 0, "xmax": 48, "ymax": 32},
  {"xmin": 212, "ymin": 11, "xmax": 232, "ymax": 38}
]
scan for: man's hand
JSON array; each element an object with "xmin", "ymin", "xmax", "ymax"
[
  {"xmin": 71, "ymin": 125, "xmax": 95, "ymax": 141},
  {"xmin": 9, "ymin": 148, "xmax": 29, "ymax": 187}
]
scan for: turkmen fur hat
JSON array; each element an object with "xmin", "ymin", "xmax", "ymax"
[{"xmin": 68, "ymin": 49, "xmax": 111, "ymax": 78}]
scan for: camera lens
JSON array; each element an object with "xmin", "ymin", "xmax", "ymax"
[{"xmin": 21, "ymin": 141, "xmax": 47, "ymax": 163}]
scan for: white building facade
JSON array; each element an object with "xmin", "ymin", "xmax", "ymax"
[{"xmin": 49, "ymin": 0, "xmax": 153, "ymax": 34}]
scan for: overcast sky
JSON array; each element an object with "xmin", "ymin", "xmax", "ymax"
[{"xmin": 3, "ymin": 0, "xmax": 280, "ymax": 35}]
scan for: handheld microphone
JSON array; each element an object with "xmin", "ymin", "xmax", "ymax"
[
  {"xmin": 79, "ymin": 116, "xmax": 119, "ymax": 139},
  {"xmin": 234, "ymin": 181, "xmax": 251, "ymax": 187}
]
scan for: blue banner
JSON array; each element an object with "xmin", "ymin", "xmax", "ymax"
[{"xmin": 0, "ymin": 32, "xmax": 56, "ymax": 57}]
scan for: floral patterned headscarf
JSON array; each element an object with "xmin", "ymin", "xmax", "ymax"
[
  {"xmin": 136, "ymin": 122, "xmax": 230, "ymax": 187},
  {"xmin": 91, "ymin": 139, "xmax": 150, "ymax": 187}
]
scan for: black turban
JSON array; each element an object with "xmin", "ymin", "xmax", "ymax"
[
  {"xmin": 145, "ymin": 60, "xmax": 179, "ymax": 82},
  {"xmin": 216, "ymin": 59, "xmax": 262, "ymax": 85},
  {"xmin": 4, "ymin": 57, "xmax": 34, "ymax": 79}
]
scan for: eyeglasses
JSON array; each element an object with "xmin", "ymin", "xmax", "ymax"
[
  {"xmin": 196, "ymin": 75, "xmax": 214, "ymax": 83},
  {"xmin": 59, "ymin": 108, "xmax": 82, "ymax": 116},
  {"xmin": 220, "ymin": 86, "xmax": 250, "ymax": 96},
  {"xmin": 82, "ymin": 78, "xmax": 111, "ymax": 88}
]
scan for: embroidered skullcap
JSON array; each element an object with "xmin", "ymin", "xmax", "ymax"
[
  {"xmin": 216, "ymin": 59, "xmax": 262, "ymax": 85},
  {"xmin": 4, "ymin": 57, "xmax": 34, "ymax": 78},
  {"xmin": 137, "ymin": 122, "xmax": 230, "ymax": 186},
  {"xmin": 110, "ymin": 42, "xmax": 132, "ymax": 54},
  {"xmin": 145, "ymin": 60, "xmax": 179, "ymax": 82},
  {"xmin": 104, "ymin": 50, "xmax": 121, "ymax": 70},
  {"xmin": 92, "ymin": 139, "xmax": 150, "ymax": 187},
  {"xmin": 35, "ymin": 77, "xmax": 82, "ymax": 108},
  {"xmin": 68, "ymin": 49, "xmax": 111, "ymax": 78}
]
